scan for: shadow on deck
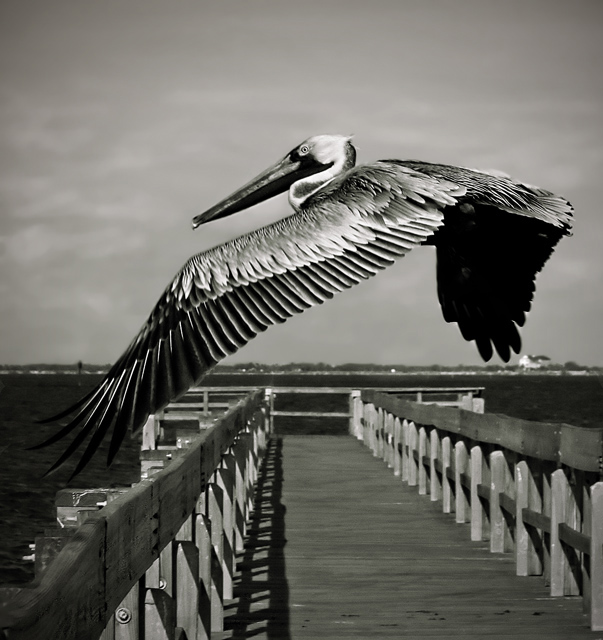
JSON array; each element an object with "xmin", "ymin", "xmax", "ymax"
[
  {"xmin": 220, "ymin": 436, "xmax": 598, "ymax": 639},
  {"xmin": 224, "ymin": 438, "xmax": 291, "ymax": 639}
]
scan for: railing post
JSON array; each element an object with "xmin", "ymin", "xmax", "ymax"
[
  {"xmin": 516, "ymin": 460, "xmax": 543, "ymax": 576},
  {"xmin": 454, "ymin": 440, "xmax": 468, "ymax": 524},
  {"xmin": 393, "ymin": 417, "xmax": 402, "ymax": 477},
  {"xmin": 407, "ymin": 421, "xmax": 418, "ymax": 487},
  {"xmin": 142, "ymin": 413, "xmax": 159, "ymax": 450},
  {"xmin": 207, "ymin": 481, "xmax": 224, "ymax": 632},
  {"xmin": 490, "ymin": 451, "xmax": 513, "ymax": 553},
  {"xmin": 376, "ymin": 408, "xmax": 385, "ymax": 459},
  {"xmin": 194, "ymin": 501, "xmax": 212, "ymax": 640},
  {"xmin": 590, "ymin": 482, "xmax": 603, "ymax": 630},
  {"xmin": 418, "ymin": 426, "xmax": 428, "ymax": 495},
  {"xmin": 203, "ymin": 389, "xmax": 209, "ymax": 416},
  {"xmin": 265, "ymin": 388, "xmax": 274, "ymax": 435},
  {"xmin": 401, "ymin": 419, "xmax": 409, "ymax": 482},
  {"xmin": 175, "ymin": 532, "xmax": 199, "ymax": 639},
  {"xmin": 350, "ymin": 390, "xmax": 362, "ymax": 439},
  {"xmin": 387, "ymin": 413, "xmax": 396, "ymax": 468},
  {"xmin": 108, "ymin": 581, "xmax": 141, "ymax": 640},
  {"xmin": 233, "ymin": 435, "xmax": 249, "ymax": 551},
  {"xmin": 442, "ymin": 436, "xmax": 452, "ymax": 513},
  {"xmin": 217, "ymin": 456, "xmax": 236, "ymax": 601},
  {"xmin": 551, "ymin": 468, "xmax": 580, "ymax": 597},
  {"xmin": 470, "ymin": 445, "xmax": 484, "ymax": 539},
  {"xmin": 430, "ymin": 428, "xmax": 442, "ymax": 502}
]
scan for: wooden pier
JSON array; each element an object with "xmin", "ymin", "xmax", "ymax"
[
  {"xmin": 220, "ymin": 435, "xmax": 598, "ymax": 638},
  {"xmin": 1, "ymin": 385, "xmax": 602, "ymax": 638}
]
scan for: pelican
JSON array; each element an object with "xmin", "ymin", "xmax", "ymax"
[{"xmin": 34, "ymin": 134, "xmax": 573, "ymax": 477}]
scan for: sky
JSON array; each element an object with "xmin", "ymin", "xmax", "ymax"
[{"xmin": 0, "ymin": 0, "xmax": 602, "ymax": 367}]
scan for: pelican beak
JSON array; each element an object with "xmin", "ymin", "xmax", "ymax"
[{"xmin": 192, "ymin": 153, "xmax": 325, "ymax": 228}]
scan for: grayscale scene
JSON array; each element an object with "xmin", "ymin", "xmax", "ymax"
[{"xmin": 1, "ymin": 2, "xmax": 602, "ymax": 638}]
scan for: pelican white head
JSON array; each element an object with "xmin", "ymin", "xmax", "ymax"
[{"xmin": 192, "ymin": 134, "xmax": 357, "ymax": 227}]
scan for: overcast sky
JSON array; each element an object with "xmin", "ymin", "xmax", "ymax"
[{"xmin": 1, "ymin": 0, "xmax": 601, "ymax": 367}]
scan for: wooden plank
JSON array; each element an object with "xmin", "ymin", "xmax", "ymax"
[
  {"xmin": 499, "ymin": 491, "xmax": 516, "ymax": 517},
  {"xmin": 522, "ymin": 507, "xmax": 552, "ymax": 533},
  {"xmin": 0, "ymin": 389, "xmax": 265, "ymax": 640},
  {"xmin": 362, "ymin": 390, "xmax": 603, "ymax": 473},
  {"xmin": 476, "ymin": 483, "xmax": 490, "ymax": 502},
  {"xmin": 516, "ymin": 461, "xmax": 543, "ymax": 577},
  {"xmin": 113, "ymin": 582, "xmax": 141, "ymax": 640},
  {"xmin": 175, "ymin": 541, "xmax": 199, "ymax": 640},
  {"xmin": 0, "ymin": 520, "xmax": 106, "ymax": 640},
  {"xmin": 195, "ymin": 512, "xmax": 212, "ymax": 640},
  {"xmin": 144, "ymin": 587, "xmax": 174, "ymax": 640},
  {"xmin": 221, "ymin": 435, "xmax": 596, "ymax": 639},
  {"xmin": 559, "ymin": 425, "xmax": 603, "ymax": 473},
  {"xmin": 454, "ymin": 441, "xmax": 468, "ymax": 524},
  {"xmin": 591, "ymin": 482, "xmax": 603, "ymax": 630},
  {"xmin": 558, "ymin": 523, "xmax": 590, "ymax": 555},
  {"xmin": 270, "ymin": 410, "xmax": 350, "ymax": 418},
  {"xmin": 470, "ymin": 446, "xmax": 484, "ymax": 541}
]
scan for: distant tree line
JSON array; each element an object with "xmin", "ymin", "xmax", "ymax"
[{"xmin": 1, "ymin": 361, "xmax": 600, "ymax": 375}]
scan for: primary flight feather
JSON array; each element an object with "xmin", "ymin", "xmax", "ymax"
[{"xmin": 33, "ymin": 134, "xmax": 573, "ymax": 477}]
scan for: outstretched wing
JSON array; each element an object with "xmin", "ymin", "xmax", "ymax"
[
  {"xmin": 35, "ymin": 163, "xmax": 462, "ymax": 477},
  {"xmin": 394, "ymin": 161, "xmax": 573, "ymax": 361}
]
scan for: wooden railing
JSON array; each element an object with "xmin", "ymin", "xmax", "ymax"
[
  {"xmin": 263, "ymin": 385, "xmax": 485, "ymax": 433},
  {"xmin": 352, "ymin": 390, "xmax": 603, "ymax": 631},
  {"xmin": 0, "ymin": 390, "xmax": 269, "ymax": 640}
]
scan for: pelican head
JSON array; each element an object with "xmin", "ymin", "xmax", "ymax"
[{"xmin": 192, "ymin": 134, "xmax": 356, "ymax": 228}]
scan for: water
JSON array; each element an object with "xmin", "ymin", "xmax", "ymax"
[{"xmin": 0, "ymin": 372, "xmax": 601, "ymax": 584}]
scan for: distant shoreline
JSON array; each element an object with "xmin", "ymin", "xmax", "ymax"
[{"xmin": 0, "ymin": 368, "xmax": 599, "ymax": 377}]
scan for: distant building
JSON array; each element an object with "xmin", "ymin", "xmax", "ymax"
[{"xmin": 518, "ymin": 354, "xmax": 551, "ymax": 370}]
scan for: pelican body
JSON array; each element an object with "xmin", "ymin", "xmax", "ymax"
[{"xmin": 35, "ymin": 134, "xmax": 573, "ymax": 477}]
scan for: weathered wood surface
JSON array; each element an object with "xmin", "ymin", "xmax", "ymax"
[
  {"xmin": 362, "ymin": 390, "xmax": 603, "ymax": 473},
  {"xmin": 218, "ymin": 436, "xmax": 597, "ymax": 639},
  {"xmin": 0, "ymin": 391, "xmax": 265, "ymax": 640}
]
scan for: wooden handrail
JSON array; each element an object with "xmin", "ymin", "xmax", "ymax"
[
  {"xmin": 0, "ymin": 390, "xmax": 267, "ymax": 640},
  {"xmin": 361, "ymin": 389, "xmax": 603, "ymax": 473}
]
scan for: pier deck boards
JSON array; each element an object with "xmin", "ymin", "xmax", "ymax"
[{"xmin": 219, "ymin": 435, "xmax": 598, "ymax": 639}]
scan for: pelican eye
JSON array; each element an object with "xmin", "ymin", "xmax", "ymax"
[{"xmin": 298, "ymin": 144, "xmax": 310, "ymax": 155}]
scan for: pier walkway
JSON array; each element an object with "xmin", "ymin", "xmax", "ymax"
[{"xmin": 220, "ymin": 435, "xmax": 597, "ymax": 639}]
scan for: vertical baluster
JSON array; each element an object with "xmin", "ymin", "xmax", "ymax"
[
  {"xmin": 393, "ymin": 417, "xmax": 402, "ymax": 477},
  {"xmin": 195, "ymin": 496, "xmax": 212, "ymax": 640},
  {"xmin": 454, "ymin": 440, "xmax": 468, "ymax": 524},
  {"xmin": 442, "ymin": 436, "xmax": 452, "ymax": 513},
  {"xmin": 430, "ymin": 429, "xmax": 442, "ymax": 502},
  {"xmin": 418, "ymin": 426, "xmax": 428, "ymax": 495},
  {"xmin": 207, "ymin": 481, "xmax": 224, "ymax": 632},
  {"xmin": 516, "ymin": 460, "xmax": 543, "ymax": 576},
  {"xmin": 590, "ymin": 482, "xmax": 603, "ymax": 630},
  {"xmin": 407, "ymin": 421, "xmax": 418, "ymax": 487}
]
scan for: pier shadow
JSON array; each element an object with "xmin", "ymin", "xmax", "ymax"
[{"xmin": 224, "ymin": 437, "xmax": 290, "ymax": 639}]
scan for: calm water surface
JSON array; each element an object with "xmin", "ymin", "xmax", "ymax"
[{"xmin": 0, "ymin": 372, "xmax": 601, "ymax": 584}]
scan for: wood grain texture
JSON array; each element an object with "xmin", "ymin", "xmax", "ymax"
[
  {"xmin": 218, "ymin": 436, "xmax": 596, "ymax": 639},
  {"xmin": 362, "ymin": 390, "xmax": 603, "ymax": 472}
]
